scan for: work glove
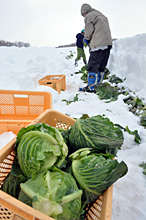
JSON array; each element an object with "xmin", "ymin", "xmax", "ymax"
[{"xmin": 84, "ymin": 38, "xmax": 89, "ymax": 48}]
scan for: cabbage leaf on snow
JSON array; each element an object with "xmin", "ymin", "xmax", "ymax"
[
  {"xmin": 68, "ymin": 115, "xmax": 123, "ymax": 155},
  {"xmin": 15, "ymin": 123, "xmax": 68, "ymax": 179}
]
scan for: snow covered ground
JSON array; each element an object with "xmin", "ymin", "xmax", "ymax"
[{"xmin": 0, "ymin": 33, "xmax": 146, "ymax": 220}]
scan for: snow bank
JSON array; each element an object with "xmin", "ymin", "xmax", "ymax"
[{"xmin": 108, "ymin": 33, "xmax": 146, "ymax": 101}]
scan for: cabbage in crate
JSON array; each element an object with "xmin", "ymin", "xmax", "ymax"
[
  {"xmin": 70, "ymin": 149, "xmax": 128, "ymax": 203},
  {"xmin": 68, "ymin": 115, "xmax": 124, "ymax": 156},
  {"xmin": 14, "ymin": 123, "xmax": 68, "ymax": 178},
  {"xmin": 19, "ymin": 168, "xmax": 82, "ymax": 220}
]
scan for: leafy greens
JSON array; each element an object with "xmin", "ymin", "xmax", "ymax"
[
  {"xmin": 70, "ymin": 149, "xmax": 128, "ymax": 203},
  {"xmin": 68, "ymin": 115, "xmax": 123, "ymax": 155},
  {"xmin": 20, "ymin": 168, "xmax": 82, "ymax": 220},
  {"xmin": 15, "ymin": 123, "xmax": 68, "ymax": 178}
]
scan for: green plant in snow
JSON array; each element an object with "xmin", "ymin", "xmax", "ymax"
[
  {"xmin": 81, "ymin": 71, "xmax": 88, "ymax": 83},
  {"xmin": 94, "ymin": 83, "xmax": 120, "ymax": 102},
  {"xmin": 123, "ymin": 96, "xmax": 146, "ymax": 115},
  {"xmin": 74, "ymin": 65, "xmax": 88, "ymax": 83},
  {"xmin": 104, "ymin": 67, "xmax": 111, "ymax": 79},
  {"xmin": 109, "ymin": 74, "xmax": 124, "ymax": 84},
  {"xmin": 140, "ymin": 110, "xmax": 146, "ymax": 127},
  {"xmin": 62, "ymin": 94, "xmax": 84, "ymax": 105},
  {"xmin": 66, "ymin": 51, "xmax": 75, "ymax": 60},
  {"xmin": 115, "ymin": 124, "xmax": 141, "ymax": 144},
  {"xmin": 125, "ymin": 126, "xmax": 141, "ymax": 144},
  {"xmin": 139, "ymin": 162, "xmax": 146, "ymax": 176},
  {"xmin": 74, "ymin": 65, "xmax": 87, "ymax": 74}
]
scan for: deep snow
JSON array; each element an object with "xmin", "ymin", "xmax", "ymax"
[{"xmin": 0, "ymin": 33, "xmax": 146, "ymax": 220}]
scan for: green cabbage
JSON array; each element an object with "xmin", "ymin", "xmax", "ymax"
[
  {"xmin": 15, "ymin": 123, "xmax": 68, "ymax": 178},
  {"xmin": 20, "ymin": 168, "xmax": 82, "ymax": 220},
  {"xmin": 69, "ymin": 115, "xmax": 123, "ymax": 155},
  {"xmin": 71, "ymin": 150, "xmax": 128, "ymax": 203}
]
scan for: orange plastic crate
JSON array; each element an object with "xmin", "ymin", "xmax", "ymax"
[
  {"xmin": 0, "ymin": 110, "xmax": 113, "ymax": 220},
  {"xmin": 39, "ymin": 75, "xmax": 66, "ymax": 93},
  {"xmin": 0, "ymin": 90, "xmax": 52, "ymax": 135}
]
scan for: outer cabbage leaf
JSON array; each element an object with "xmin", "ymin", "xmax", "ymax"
[
  {"xmin": 18, "ymin": 190, "xmax": 32, "ymax": 206},
  {"xmin": 72, "ymin": 153, "xmax": 128, "ymax": 203},
  {"xmin": 15, "ymin": 123, "xmax": 68, "ymax": 178},
  {"xmin": 20, "ymin": 169, "xmax": 82, "ymax": 220},
  {"xmin": 2, "ymin": 162, "xmax": 27, "ymax": 198},
  {"xmin": 94, "ymin": 82, "xmax": 120, "ymax": 101},
  {"xmin": 69, "ymin": 115, "xmax": 123, "ymax": 155}
]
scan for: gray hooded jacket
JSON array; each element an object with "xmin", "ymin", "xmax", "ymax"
[{"xmin": 81, "ymin": 4, "xmax": 112, "ymax": 49}]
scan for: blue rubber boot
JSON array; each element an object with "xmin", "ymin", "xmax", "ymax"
[
  {"xmin": 96, "ymin": 72, "xmax": 104, "ymax": 85},
  {"xmin": 88, "ymin": 72, "xmax": 98, "ymax": 90},
  {"xmin": 79, "ymin": 72, "xmax": 105, "ymax": 92},
  {"xmin": 79, "ymin": 72, "xmax": 98, "ymax": 92}
]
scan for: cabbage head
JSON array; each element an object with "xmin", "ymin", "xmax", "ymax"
[
  {"xmin": 69, "ymin": 115, "xmax": 123, "ymax": 155},
  {"xmin": 15, "ymin": 123, "xmax": 68, "ymax": 178},
  {"xmin": 20, "ymin": 168, "xmax": 82, "ymax": 220},
  {"xmin": 71, "ymin": 150, "xmax": 128, "ymax": 203}
]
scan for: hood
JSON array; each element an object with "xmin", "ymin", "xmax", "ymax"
[{"xmin": 81, "ymin": 3, "xmax": 92, "ymax": 16}]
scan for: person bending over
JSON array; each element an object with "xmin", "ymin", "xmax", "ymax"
[{"xmin": 80, "ymin": 3, "xmax": 112, "ymax": 92}]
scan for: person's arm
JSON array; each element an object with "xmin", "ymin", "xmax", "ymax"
[
  {"xmin": 84, "ymin": 38, "xmax": 89, "ymax": 47},
  {"xmin": 84, "ymin": 16, "xmax": 94, "ymax": 41}
]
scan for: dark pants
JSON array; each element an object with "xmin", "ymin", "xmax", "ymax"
[{"xmin": 87, "ymin": 48, "xmax": 111, "ymax": 73}]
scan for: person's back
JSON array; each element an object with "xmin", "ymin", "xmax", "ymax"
[
  {"xmin": 76, "ymin": 33, "xmax": 84, "ymax": 49},
  {"xmin": 81, "ymin": 4, "xmax": 112, "ymax": 50}
]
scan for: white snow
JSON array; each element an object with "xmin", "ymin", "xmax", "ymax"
[
  {"xmin": 0, "ymin": 132, "xmax": 16, "ymax": 150},
  {"xmin": 0, "ymin": 33, "xmax": 146, "ymax": 220}
]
